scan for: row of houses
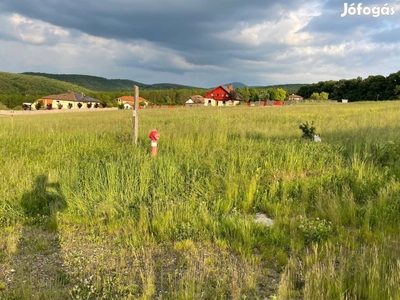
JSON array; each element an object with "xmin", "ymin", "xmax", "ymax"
[
  {"xmin": 25, "ymin": 92, "xmax": 145, "ymax": 110},
  {"xmin": 197, "ymin": 85, "xmax": 303, "ymax": 106},
  {"xmin": 26, "ymin": 85, "xmax": 304, "ymax": 110}
]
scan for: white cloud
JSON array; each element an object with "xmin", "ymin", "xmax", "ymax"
[
  {"xmin": 216, "ymin": 2, "xmax": 320, "ymax": 47},
  {"xmin": 7, "ymin": 13, "xmax": 69, "ymax": 44}
]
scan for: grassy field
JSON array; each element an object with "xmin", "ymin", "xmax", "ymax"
[{"xmin": 1, "ymin": 102, "xmax": 400, "ymax": 299}]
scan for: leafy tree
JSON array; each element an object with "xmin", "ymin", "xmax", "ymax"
[
  {"xmin": 249, "ymin": 87, "xmax": 259, "ymax": 102},
  {"xmin": 267, "ymin": 88, "xmax": 277, "ymax": 100},
  {"xmin": 394, "ymin": 85, "xmax": 400, "ymax": 99},
  {"xmin": 236, "ymin": 86, "xmax": 250, "ymax": 102},
  {"xmin": 320, "ymin": 92, "xmax": 329, "ymax": 100},
  {"xmin": 310, "ymin": 92, "xmax": 320, "ymax": 100},
  {"xmin": 258, "ymin": 90, "xmax": 269, "ymax": 101},
  {"xmin": 275, "ymin": 88, "xmax": 287, "ymax": 101}
]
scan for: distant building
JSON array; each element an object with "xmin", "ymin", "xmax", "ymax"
[
  {"xmin": 185, "ymin": 95, "xmax": 204, "ymax": 107},
  {"xmin": 190, "ymin": 95, "xmax": 205, "ymax": 104},
  {"xmin": 204, "ymin": 85, "xmax": 243, "ymax": 106},
  {"xmin": 34, "ymin": 92, "xmax": 100, "ymax": 110},
  {"xmin": 117, "ymin": 96, "xmax": 149, "ymax": 108},
  {"xmin": 288, "ymin": 94, "xmax": 304, "ymax": 101}
]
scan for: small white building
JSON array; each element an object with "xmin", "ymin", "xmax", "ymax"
[{"xmin": 124, "ymin": 103, "xmax": 133, "ymax": 109}]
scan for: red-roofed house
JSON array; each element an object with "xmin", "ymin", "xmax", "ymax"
[
  {"xmin": 204, "ymin": 85, "xmax": 243, "ymax": 106},
  {"xmin": 34, "ymin": 92, "xmax": 101, "ymax": 110},
  {"xmin": 117, "ymin": 96, "xmax": 149, "ymax": 109}
]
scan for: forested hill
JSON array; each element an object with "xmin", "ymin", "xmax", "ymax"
[
  {"xmin": 22, "ymin": 72, "xmax": 203, "ymax": 91},
  {"xmin": 0, "ymin": 72, "xmax": 92, "ymax": 95}
]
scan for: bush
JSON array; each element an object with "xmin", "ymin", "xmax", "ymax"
[
  {"xmin": 35, "ymin": 100, "xmax": 44, "ymax": 110},
  {"xmin": 299, "ymin": 121, "xmax": 317, "ymax": 140},
  {"xmin": 22, "ymin": 103, "xmax": 31, "ymax": 110}
]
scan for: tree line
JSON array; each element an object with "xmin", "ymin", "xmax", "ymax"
[
  {"xmin": 235, "ymin": 86, "xmax": 289, "ymax": 102},
  {"xmin": 297, "ymin": 71, "xmax": 400, "ymax": 101}
]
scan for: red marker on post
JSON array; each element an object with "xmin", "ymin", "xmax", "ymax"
[{"xmin": 148, "ymin": 129, "xmax": 160, "ymax": 157}]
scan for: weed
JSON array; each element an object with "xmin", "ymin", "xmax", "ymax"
[
  {"xmin": 298, "ymin": 216, "xmax": 333, "ymax": 245},
  {"xmin": 299, "ymin": 121, "xmax": 317, "ymax": 140}
]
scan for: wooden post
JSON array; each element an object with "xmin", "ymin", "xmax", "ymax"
[{"xmin": 133, "ymin": 85, "xmax": 139, "ymax": 145}]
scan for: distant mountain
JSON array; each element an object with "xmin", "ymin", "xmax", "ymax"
[
  {"xmin": 22, "ymin": 72, "xmax": 203, "ymax": 91},
  {"xmin": 222, "ymin": 82, "xmax": 247, "ymax": 89},
  {"xmin": 0, "ymin": 72, "xmax": 92, "ymax": 95},
  {"xmin": 146, "ymin": 83, "xmax": 204, "ymax": 90}
]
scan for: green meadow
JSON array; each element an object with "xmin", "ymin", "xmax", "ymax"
[{"xmin": 1, "ymin": 102, "xmax": 400, "ymax": 299}]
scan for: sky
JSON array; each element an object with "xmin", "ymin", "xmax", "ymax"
[{"xmin": 0, "ymin": 0, "xmax": 399, "ymax": 88}]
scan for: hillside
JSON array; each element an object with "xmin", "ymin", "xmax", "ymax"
[
  {"xmin": 0, "ymin": 72, "xmax": 92, "ymax": 95},
  {"xmin": 22, "ymin": 72, "xmax": 203, "ymax": 91}
]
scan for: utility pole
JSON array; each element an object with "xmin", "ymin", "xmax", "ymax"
[{"xmin": 133, "ymin": 85, "xmax": 139, "ymax": 145}]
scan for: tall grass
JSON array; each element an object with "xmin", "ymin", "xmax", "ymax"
[{"xmin": 1, "ymin": 102, "xmax": 400, "ymax": 299}]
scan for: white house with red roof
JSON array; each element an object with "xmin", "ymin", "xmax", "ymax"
[
  {"xmin": 204, "ymin": 85, "xmax": 243, "ymax": 106},
  {"xmin": 117, "ymin": 96, "xmax": 149, "ymax": 109}
]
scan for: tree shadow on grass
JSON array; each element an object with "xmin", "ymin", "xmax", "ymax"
[{"xmin": 3, "ymin": 174, "xmax": 70, "ymax": 299}]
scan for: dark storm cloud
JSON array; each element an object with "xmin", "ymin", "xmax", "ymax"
[
  {"xmin": 1, "ymin": 0, "xmax": 400, "ymax": 86},
  {"xmin": 0, "ymin": 0, "xmax": 306, "ymax": 54}
]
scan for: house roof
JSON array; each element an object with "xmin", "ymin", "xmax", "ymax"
[
  {"xmin": 221, "ymin": 85, "xmax": 233, "ymax": 94},
  {"xmin": 205, "ymin": 85, "xmax": 243, "ymax": 101},
  {"xmin": 289, "ymin": 94, "xmax": 303, "ymax": 98},
  {"xmin": 190, "ymin": 95, "xmax": 204, "ymax": 103},
  {"xmin": 40, "ymin": 92, "xmax": 100, "ymax": 103},
  {"xmin": 118, "ymin": 96, "xmax": 148, "ymax": 104}
]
